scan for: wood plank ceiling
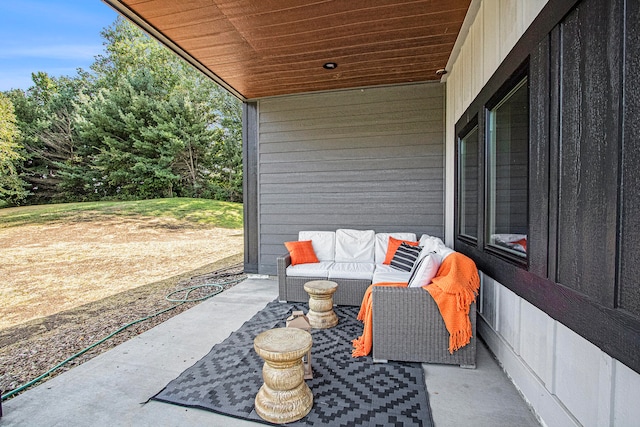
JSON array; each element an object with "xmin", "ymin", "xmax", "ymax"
[{"xmin": 104, "ymin": 0, "xmax": 471, "ymax": 100}]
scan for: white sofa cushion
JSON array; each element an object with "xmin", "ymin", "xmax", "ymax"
[
  {"xmin": 286, "ymin": 261, "xmax": 333, "ymax": 278},
  {"xmin": 335, "ymin": 229, "xmax": 375, "ymax": 263},
  {"xmin": 372, "ymin": 264, "xmax": 411, "ymax": 284},
  {"xmin": 374, "ymin": 232, "xmax": 417, "ymax": 264},
  {"xmin": 299, "ymin": 231, "xmax": 335, "ymax": 262},
  {"xmin": 328, "ymin": 262, "xmax": 375, "ymax": 280},
  {"xmin": 418, "ymin": 234, "xmax": 454, "ymax": 261}
]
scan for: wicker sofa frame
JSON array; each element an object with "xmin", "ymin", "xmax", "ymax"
[
  {"xmin": 277, "ymin": 253, "xmax": 478, "ymax": 368},
  {"xmin": 372, "ymin": 287, "xmax": 476, "ymax": 368},
  {"xmin": 277, "ymin": 254, "xmax": 370, "ymax": 306}
]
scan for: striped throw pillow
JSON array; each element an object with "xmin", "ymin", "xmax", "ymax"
[{"xmin": 390, "ymin": 242, "xmax": 422, "ymax": 272}]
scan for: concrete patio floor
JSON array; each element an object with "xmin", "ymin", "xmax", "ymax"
[{"xmin": 1, "ymin": 277, "xmax": 540, "ymax": 426}]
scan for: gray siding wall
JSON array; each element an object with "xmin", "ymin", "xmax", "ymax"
[{"xmin": 257, "ymin": 83, "xmax": 445, "ymax": 274}]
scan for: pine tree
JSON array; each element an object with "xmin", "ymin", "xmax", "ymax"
[
  {"xmin": 4, "ymin": 16, "xmax": 243, "ymax": 204},
  {"xmin": 0, "ymin": 93, "xmax": 28, "ymax": 205},
  {"xmin": 74, "ymin": 18, "xmax": 243, "ymax": 201},
  {"xmin": 5, "ymin": 73, "xmax": 88, "ymax": 203}
]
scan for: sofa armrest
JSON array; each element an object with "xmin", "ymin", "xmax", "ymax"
[
  {"xmin": 371, "ymin": 286, "xmax": 476, "ymax": 367},
  {"xmin": 277, "ymin": 254, "xmax": 292, "ymax": 302}
]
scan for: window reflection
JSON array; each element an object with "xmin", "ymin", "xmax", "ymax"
[
  {"xmin": 459, "ymin": 126, "xmax": 478, "ymax": 239},
  {"xmin": 487, "ymin": 78, "xmax": 528, "ymax": 258}
]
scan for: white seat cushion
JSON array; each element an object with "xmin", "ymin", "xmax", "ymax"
[
  {"xmin": 335, "ymin": 229, "xmax": 375, "ymax": 263},
  {"xmin": 374, "ymin": 232, "xmax": 417, "ymax": 264},
  {"xmin": 372, "ymin": 264, "xmax": 411, "ymax": 284},
  {"xmin": 328, "ymin": 262, "xmax": 375, "ymax": 280},
  {"xmin": 299, "ymin": 231, "xmax": 336, "ymax": 262},
  {"xmin": 286, "ymin": 261, "xmax": 333, "ymax": 278}
]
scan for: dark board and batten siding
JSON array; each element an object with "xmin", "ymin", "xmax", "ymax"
[
  {"xmin": 620, "ymin": 0, "xmax": 640, "ymax": 318},
  {"xmin": 454, "ymin": 0, "xmax": 640, "ymax": 374},
  {"xmin": 555, "ymin": 0, "xmax": 621, "ymax": 307},
  {"xmin": 257, "ymin": 84, "xmax": 445, "ymax": 275}
]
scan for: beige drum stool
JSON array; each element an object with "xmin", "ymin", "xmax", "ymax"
[
  {"xmin": 304, "ymin": 280, "xmax": 339, "ymax": 328},
  {"xmin": 253, "ymin": 328, "xmax": 313, "ymax": 423}
]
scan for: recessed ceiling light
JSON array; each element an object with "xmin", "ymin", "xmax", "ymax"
[{"xmin": 323, "ymin": 62, "xmax": 338, "ymax": 70}]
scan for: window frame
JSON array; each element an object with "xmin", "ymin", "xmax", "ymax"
[
  {"xmin": 454, "ymin": 61, "xmax": 530, "ymax": 269},
  {"xmin": 451, "ymin": 0, "xmax": 640, "ymax": 377},
  {"xmin": 483, "ymin": 71, "xmax": 530, "ymax": 266},
  {"xmin": 456, "ymin": 117, "xmax": 480, "ymax": 246}
]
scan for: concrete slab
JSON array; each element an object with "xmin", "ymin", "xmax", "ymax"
[
  {"xmin": 1, "ymin": 277, "xmax": 279, "ymax": 427},
  {"xmin": 1, "ymin": 278, "xmax": 540, "ymax": 426},
  {"xmin": 425, "ymin": 342, "xmax": 540, "ymax": 427}
]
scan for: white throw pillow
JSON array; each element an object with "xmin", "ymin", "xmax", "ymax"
[
  {"xmin": 408, "ymin": 251, "xmax": 441, "ymax": 288},
  {"xmin": 335, "ymin": 229, "xmax": 375, "ymax": 263},
  {"xmin": 299, "ymin": 231, "xmax": 336, "ymax": 262}
]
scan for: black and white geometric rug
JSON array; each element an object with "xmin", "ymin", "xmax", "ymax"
[{"xmin": 151, "ymin": 300, "xmax": 433, "ymax": 426}]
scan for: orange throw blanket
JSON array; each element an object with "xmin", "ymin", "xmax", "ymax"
[
  {"xmin": 352, "ymin": 252, "xmax": 480, "ymax": 357},
  {"xmin": 351, "ymin": 282, "xmax": 408, "ymax": 357},
  {"xmin": 426, "ymin": 252, "xmax": 480, "ymax": 353}
]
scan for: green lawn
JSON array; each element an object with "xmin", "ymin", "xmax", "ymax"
[{"xmin": 0, "ymin": 198, "xmax": 243, "ymax": 229}]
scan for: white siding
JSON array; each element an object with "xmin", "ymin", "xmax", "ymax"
[
  {"xmin": 444, "ymin": 0, "xmax": 548, "ymax": 149},
  {"xmin": 519, "ymin": 299, "xmax": 554, "ymax": 388},
  {"xmin": 482, "ymin": 0, "xmax": 501, "ymax": 85},
  {"xmin": 554, "ymin": 323, "xmax": 611, "ymax": 427},
  {"xmin": 479, "ymin": 272, "xmax": 640, "ymax": 427},
  {"xmin": 497, "ymin": 285, "xmax": 520, "ymax": 352},
  {"xmin": 447, "ymin": 1, "xmax": 640, "ymax": 426},
  {"xmin": 613, "ymin": 361, "xmax": 640, "ymax": 426}
]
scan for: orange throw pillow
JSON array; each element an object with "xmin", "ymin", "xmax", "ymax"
[
  {"xmin": 284, "ymin": 240, "xmax": 320, "ymax": 266},
  {"xmin": 383, "ymin": 237, "xmax": 420, "ymax": 265}
]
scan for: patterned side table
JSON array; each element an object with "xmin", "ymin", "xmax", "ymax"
[
  {"xmin": 304, "ymin": 280, "xmax": 339, "ymax": 328},
  {"xmin": 253, "ymin": 328, "xmax": 313, "ymax": 423}
]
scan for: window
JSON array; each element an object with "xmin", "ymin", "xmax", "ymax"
[
  {"xmin": 486, "ymin": 77, "xmax": 529, "ymax": 258},
  {"xmin": 454, "ymin": 65, "xmax": 529, "ymax": 265},
  {"xmin": 458, "ymin": 125, "xmax": 479, "ymax": 240}
]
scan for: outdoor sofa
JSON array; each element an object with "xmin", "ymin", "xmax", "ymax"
[
  {"xmin": 277, "ymin": 229, "xmax": 477, "ymax": 367},
  {"xmin": 278, "ymin": 229, "xmax": 420, "ymax": 306}
]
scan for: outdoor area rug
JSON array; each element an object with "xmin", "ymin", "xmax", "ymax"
[{"xmin": 151, "ymin": 300, "xmax": 433, "ymax": 426}]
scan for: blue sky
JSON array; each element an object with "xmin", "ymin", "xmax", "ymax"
[{"xmin": 0, "ymin": 0, "xmax": 119, "ymax": 92}]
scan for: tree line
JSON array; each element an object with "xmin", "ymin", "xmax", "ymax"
[{"xmin": 0, "ymin": 18, "xmax": 243, "ymax": 207}]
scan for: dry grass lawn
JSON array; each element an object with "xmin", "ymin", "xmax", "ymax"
[
  {"xmin": 0, "ymin": 215, "xmax": 245, "ymax": 397},
  {"xmin": 0, "ymin": 216, "xmax": 244, "ymax": 330}
]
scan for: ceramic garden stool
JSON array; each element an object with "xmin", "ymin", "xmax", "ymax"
[
  {"xmin": 304, "ymin": 280, "xmax": 339, "ymax": 328},
  {"xmin": 253, "ymin": 328, "xmax": 313, "ymax": 423}
]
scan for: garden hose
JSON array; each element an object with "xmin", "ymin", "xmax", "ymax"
[{"xmin": 1, "ymin": 279, "xmax": 242, "ymax": 402}]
